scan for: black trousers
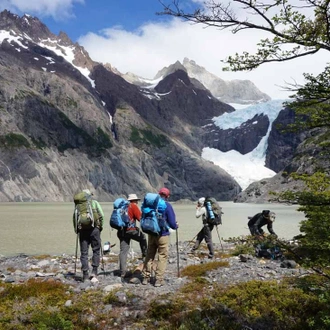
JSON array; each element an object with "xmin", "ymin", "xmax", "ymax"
[
  {"xmin": 79, "ymin": 227, "xmax": 101, "ymax": 273},
  {"xmin": 193, "ymin": 224, "xmax": 214, "ymax": 256}
]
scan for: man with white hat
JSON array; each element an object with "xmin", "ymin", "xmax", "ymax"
[
  {"xmin": 190, "ymin": 197, "xmax": 215, "ymax": 259},
  {"xmin": 248, "ymin": 210, "xmax": 277, "ymax": 238},
  {"xmin": 117, "ymin": 193, "xmax": 148, "ymax": 281}
]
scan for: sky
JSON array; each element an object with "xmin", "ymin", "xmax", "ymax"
[{"xmin": 1, "ymin": 0, "xmax": 329, "ymax": 100}]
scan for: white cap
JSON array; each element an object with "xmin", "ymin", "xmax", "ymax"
[
  {"xmin": 269, "ymin": 212, "xmax": 276, "ymax": 222},
  {"xmin": 198, "ymin": 197, "xmax": 205, "ymax": 205}
]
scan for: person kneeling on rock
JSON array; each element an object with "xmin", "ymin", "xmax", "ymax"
[{"xmin": 248, "ymin": 210, "xmax": 277, "ymax": 238}]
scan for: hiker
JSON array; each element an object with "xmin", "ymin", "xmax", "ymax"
[
  {"xmin": 117, "ymin": 193, "xmax": 148, "ymax": 281},
  {"xmin": 73, "ymin": 189, "xmax": 104, "ymax": 281},
  {"xmin": 248, "ymin": 210, "xmax": 277, "ymax": 238},
  {"xmin": 190, "ymin": 197, "xmax": 215, "ymax": 259},
  {"xmin": 142, "ymin": 187, "xmax": 178, "ymax": 287}
]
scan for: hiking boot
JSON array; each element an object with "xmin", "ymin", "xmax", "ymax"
[
  {"xmin": 154, "ymin": 280, "xmax": 164, "ymax": 287},
  {"xmin": 208, "ymin": 254, "xmax": 214, "ymax": 259},
  {"xmin": 90, "ymin": 268, "xmax": 98, "ymax": 279},
  {"xmin": 129, "ymin": 277, "xmax": 141, "ymax": 284},
  {"xmin": 82, "ymin": 272, "xmax": 89, "ymax": 282},
  {"xmin": 141, "ymin": 277, "xmax": 149, "ymax": 285}
]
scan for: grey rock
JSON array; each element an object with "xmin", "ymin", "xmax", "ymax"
[{"xmin": 280, "ymin": 260, "xmax": 297, "ymax": 269}]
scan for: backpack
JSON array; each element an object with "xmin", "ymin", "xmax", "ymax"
[
  {"xmin": 109, "ymin": 198, "xmax": 130, "ymax": 230},
  {"xmin": 140, "ymin": 193, "xmax": 167, "ymax": 236},
  {"xmin": 255, "ymin": 244, "xmax": 282, "ymax": 260},
  {"xmin": 73, "ymin": 191, "xmax": 95, "ymax": 231},
  {"xmin": 204, "ymin": 197, "xmax": 223, "ymax": 225}
]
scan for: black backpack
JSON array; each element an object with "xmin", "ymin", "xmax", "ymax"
[{"xmin": 204, "ymin": 197, "xmax": 223, "ymax": 225}]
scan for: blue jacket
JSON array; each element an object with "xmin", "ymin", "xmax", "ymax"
[{"xmin": 160, "ymin": 201, "xmax": 177, "ymax": 236}]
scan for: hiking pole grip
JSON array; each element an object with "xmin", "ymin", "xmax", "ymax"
[{"xmin": 176, "ymin": 229, "xmax": 180, "ymax": 277}]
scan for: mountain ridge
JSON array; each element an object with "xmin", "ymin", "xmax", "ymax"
[
  {"xmin": 121, "ymin": 57, "xmax": 271, "ymax": 104},
  {"xmin": 0, "ymin": 10, "xmax": 241, "ymax": 202}
]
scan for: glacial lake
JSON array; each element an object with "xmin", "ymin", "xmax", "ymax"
[{"xmin": 0, "ymin": 202, "xmax": 305, "ymax": 257}]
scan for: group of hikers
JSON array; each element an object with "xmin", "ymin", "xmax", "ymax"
[{"xmin": 73, "ymin": 188, "xmax": 277, "ymax": 287}]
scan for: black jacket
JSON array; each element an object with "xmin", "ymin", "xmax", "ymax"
[{"xmin": 248, "ymin": 213, "xmax": 276, "ymax": 236}]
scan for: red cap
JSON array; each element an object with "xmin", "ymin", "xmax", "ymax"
[{"xmin": 159, "ymin": 187, "xmax": 170, "ymax": 198}]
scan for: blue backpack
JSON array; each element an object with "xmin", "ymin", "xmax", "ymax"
[
  {"xmin": 109, "ymin": 198, "xmax": 130, "ymax": 230},
  {"xmin": 140, "ymin": 193, "xmax": 167, "ymax": 236}
]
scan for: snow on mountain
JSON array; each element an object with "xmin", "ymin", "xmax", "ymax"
[
  {"xmin": 0, "ymin": 18, "xmax": 95, "ymax": 88},
  {"xmin": 37, "ymin": 39, "xmax": 96, "ymax": 88},
  {"xmin": 202, "ymin": 99, "xmax": 288, "ymax": 190}
]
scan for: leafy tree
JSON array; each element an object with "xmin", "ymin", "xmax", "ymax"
[
  {"xmin": 276, "ymin": 173, "xmax": 330, "ymax": 270},
  {"xmin": 160, "ymin": 0, "xmax": 330, "ymax": 71},
  {"xmin": 160, "ymin": 0, "xmax": 330, "ymax": 270},
  {"xmin": 160, "ymin": 0, "xmax": 330, "ymax": 127}
]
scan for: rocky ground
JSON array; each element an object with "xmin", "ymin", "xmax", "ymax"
[{"xmin": 0, "ymin": 240, "xmax": 309, "ymax": 300}]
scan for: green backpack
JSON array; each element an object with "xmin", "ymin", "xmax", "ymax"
[
  {"xmin": 73, "ymin": 191, "xmax": 95, "ymax": 231},
  {"xmin": 204, "ymin": 197, "xmax": 223, "ymax": 226}
]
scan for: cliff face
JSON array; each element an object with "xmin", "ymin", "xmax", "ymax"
[
  {"xmin": 202, "ymin": 114, "xmax": 270, "ymax": 155},
  {"xmin": 234, "ymin": 124, "xmax": 330, "ymax": 203},
  {"xmin": 0, "ymin": 10, "xmax": 241, "ymax": 202},
  {"xmin": 265, "ymin": 107, "xmax": 308, "ymax": 172}
]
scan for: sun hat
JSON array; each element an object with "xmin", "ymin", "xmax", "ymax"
[
  {"xmin": 158, "ymin": 187, "xmax": 170, "ymax": 198},
  {"xmin": 127, "ymin": 193, "xmax": 140, "ymax": 201},
  {"xmin": 198, "ymin": 197, "xmax": 205, "ymax": 205}
]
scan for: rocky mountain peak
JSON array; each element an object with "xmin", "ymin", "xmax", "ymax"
[
  {"xmin": 0, "ymin": 10, "xmax": 55, "ymax": 42},
  {"xmin": 183, "ymin": 57, "xmax": 196, "ymax": 66},
  {"xmin": 155, "ymin": 69, "xmax": 192, "ymax": 93},
  {"xmin": 154, "ymin": 60, "xmax": 187, "ymax": 79},
  {"xmin": 58, "ymin": 31, "xmax": 73, "ymax": 46}
]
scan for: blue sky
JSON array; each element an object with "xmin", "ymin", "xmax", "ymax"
[
  {"xmin": 41, "ymin": 0, "xmax": 175, "ymax": 41},
  {"xmin": 1, "ymin": 0, "xmax": 329, "ymax": 99}
]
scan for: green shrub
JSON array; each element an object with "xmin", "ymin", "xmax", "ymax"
[
  {"xmin": 130, "ymin": 125, "xmax": 168, "ymax": 147},
  {"xmin": 0, "ymin": 133, "xmax": 30, "ymax": 149},
  {"xmin": 181, "ymin": 261, "xmax": 229, "ymax": 278},
  {"xmin": 96, "ymin": 127, "xmax": 112, "ymax": 149}
]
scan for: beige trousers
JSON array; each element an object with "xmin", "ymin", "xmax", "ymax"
[{"xmin": 142, "ymin": 235, "xmax": 169, "ymax": 281}]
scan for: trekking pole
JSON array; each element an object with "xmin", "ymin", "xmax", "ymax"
[
  {"xmin": 176, "ymin": 229, "xmax": 180, "ymax": 277},
  {"xmin": 184, "ymin": 234, "xmax": 197, "ymax": 249},
  {"xmin": 100, "ymin": 244, "xmax": 106, "ymax": 277},
  {"xmin": 215, "ymin": 225, "xmax": 224, "ymax": 252},
  {"xmin": 74, "ymin": 232, "xmax": 79, "ymax": 274}
]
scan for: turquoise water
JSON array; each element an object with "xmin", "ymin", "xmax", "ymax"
[{"xmin": 0, "ymin": 202, "xmax": 304, "ymax": 257}]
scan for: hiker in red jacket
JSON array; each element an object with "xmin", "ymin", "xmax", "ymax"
[{"xmin": 117, "ymin": 193, "xmax": 147, "ymax": 281}]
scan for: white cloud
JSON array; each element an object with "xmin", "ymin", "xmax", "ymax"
[
  {"xmin": 0, "ymin": 0, "xmax": 84, "ymax": 20},
  {"xmin": 78, "ymin": 17, "xmax": 329, "ymax": 100}
]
